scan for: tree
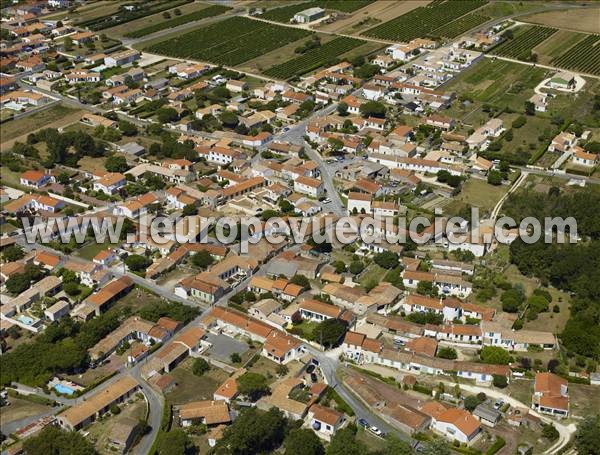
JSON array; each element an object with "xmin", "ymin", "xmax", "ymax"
[
  {"xmin": 359, "ymin": 101, "xmax": 386, "ymax": 118},
  {"xmin": 348, "ymin": 260, "xmax": 364, "ymax": 275},
  {"xmin": 542, "ymin": 423, "xmax": 560, "ymax": 441},
  {"xmin": 422, "ymin": 439, "xmax": 451, "ymax": 455},
  {"xmin": 230, "ymin": 352, "xmax": 242, "ymax": 364},
  {"xmin": 276, "ymin": 364, "xmax": 289, "ymax": 376},
  {"xmin": 333, "ymin": 261, "xmax": 346, "ymax": 274},
  {"xmin": 5, "ymin": 273, "xmax": 31, "ymax": 294},
  {"xmin": 192, "ymin": 358, "xmax": 210, "ymax": 376},
  {"xmin": 523, "ymin": 100, "xmax": 536, "ymax": 115},
  {"xmin": 464, "ymin": 395, "xmax": 482, "ymax": 411},
  {"xmin": 157, "ymin": 107, "xmax": 179, "ymax": 124},
  {"xmin": 416, "ymin": 280, "xmax": 439, "ymax": 297},
  {"xmin": 110, "ymin": 403, "xmax": 121, "ymax": 415},
  {"xmin": 23, "ymin": 426, "xmax": 95, "ymax": 455},
  {"xmin": 63, "ymin": 281, "xmax": 81, "ymax": 297},
  {"xmin": 381, "ymin": 436, "xmax": 413, "ymax": 455},
  {"xmin": 2, "ymin": 245, "xmax": 24, "ymax": 262},
  {"xmin": 105, "ymin": 155, "xmax": 128, "ymax": 173},
  {"xmin": 118, "ymin": 120, "xmax": 138, "ymax": 136},
  {"xmin": 217, "ymin": 408, "xmax": 287, "ymax": 454},
  {"xmin": 156, "ymin": 429, "xmax": 194, "ymax": 455},
  {"xmin": 501, "ymin": 287, "xmax": 525, "ymax": 312},
  {"xmin": 493, "ymin": 375, "xmax": 508, "ymax": 388},
  {"xmin": 237, "ymin": 372, "xmax": 270, "ymax": 400},
  {"xmin": 337, "ymin": 102, "xmax": 348, "ymax": 116},
  {"xmin": 284, "ymin": 428, "xmax": 324, "ymax": 455},
  {"xmin": 314, "ymin": 318, "xmax": 347, "ymax": 348},
  {"xmin": 487, "ymin": 169, "xmax": 503, "ymax": 185},
  {"xmin": 125, "ymin": 254, "xmax": 151, "ymax": 272},
  {"xmin": 327, "ymin": 426, "xmax": 365, "ymax": 455},
  {"xmin": 328, "ymin": 137, "xmax": 344, "ymax": 153},
  {"xmin": 220, "ymin": 111, "xmax": 239, "ymax": 128},
  {"xmin": 182, "ymin": 203, "xmax": 197, "ymax": 216},
  {"xmin": 481, "ymin": 346, "xmax": 512, "ymax": 365},
  {"xmin": 437, "ymin": 347, "xmax": 457, "ymax": 360},
  {"xmin": 290, "ymin": 274, "xmax": 309, "ymax": 288},
  {"xmin": 575, "ymin": 415, "xmax": 600, "ymax": 455},
  {"xmin": 373, "ymin": 251, "xmax": 399, "ymax": 269},
  {"xmin": 191, "ymin": 250, "xmax": 213, "ymax": 269}
]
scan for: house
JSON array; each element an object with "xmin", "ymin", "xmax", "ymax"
[
  {"xmin": 308, "ymin": 404, "xmax": 345, "ymax": 441},
  {"xmin": 104, "ymin": 49, "xmax": 140, "ymax": 68},
  {"xmin": 473, "ymin": 404, "xmax": 501, "ymax": 427},
  {"xmin": 532, "ymin": 373, "xmax": 569, "ymax": 417},
  {"xmin": 20, "ymin": 170, "xmax": 50, "ymax": 188},
  {"xmin": 44, "ymin": 300, "xmax": 70, "ymax": 322},
  {"xmin": 429, "ymin": 405, "xmax": 481, "ymax": 445},
  {"xmin": 113, "ymin": 193, "xmax": 158, "ymax": 219},
  {"xmin": 298, "ymin": 299, "xmax": 342, "ymax": 322},
  {"xmin": 84, "ymin": 276, "xmax": 134, "ymax": 316},
  {"xmin": 108, "ymin": 418, "xmax": 140, "ymax": 454},
  {"xmin": 548, "ymin": 72, "xmax": 576, "ymax": 91},
  {"xmin": 347, "ymin": 192, "xmax": 372, "ymax": 214},
  {"xmin": 82, "ymin": 113, "xmax": 117, "ymax": 128},
  {"xmin": 93, "ymin": 172, "xmax": 126, "ymax": 195},
  {"xmin": 548, "ymin": 132, "xmax": 577, "ymax": 153},
  {"xmin": 226, "ymin": 80, "xmax": 248, "ymax": 93},
  {"xmin": 294, "ymin": 176, "xmax": 324, "ymax": 198},
  {"xmin": 571, "ymin": 147, "xmax": 598, "ymax": 167},
  {"xmin": 179, "ymin": 400, "xmax": 231, "ymax": 428},
  {"xmin": 57, "ymin": 376, "xmax": 139, "ymax": 430},
  {"xmin": 293, "ymin": 7, "xmax": 325, "ymax": 23},
  {"xmin": 362, "ymin": 83, "xmax": 386, "ymax": 101},
  {"xmin": 93, "ymin": 248, "xmax": 117, "ymax": 266},
  {"xmin": 262, "ymin": 330, "xmax": 304, "ymax": 364}
]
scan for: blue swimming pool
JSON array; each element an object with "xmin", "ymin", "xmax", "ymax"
[
  {"xmin": 54, "ymin": 383, "xmax": 75, "ymax": 395},
  {"xmin": 16, "ymin": 315, "xmax": 34, "ymax": 325}
]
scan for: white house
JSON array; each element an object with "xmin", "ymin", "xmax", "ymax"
[
  {"xmin": 294, "ymin": 176, "xmax": 324, "ymax": 198},
  {"xmin": 93, "ymin": 172, "xmax": 126, "ymax": 195}
]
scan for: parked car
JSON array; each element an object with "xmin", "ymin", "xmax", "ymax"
[
  {"xmin": 494, "ymin": 399, "xmax": 504, "ymax": 410},
  {"xmin": 358, "ymin": 418, "xmax": 369, "ymax": 428},
  {"xmin": 369, "ymin": 426, "xmax": 384, "ymax": 437},
  {"xmin": 310, "ymin": 373, "xmax": 318, "ymax": 383},
  {"xmin": 306, "ymin": 364, "xmax": 315, "ymax": 374}
]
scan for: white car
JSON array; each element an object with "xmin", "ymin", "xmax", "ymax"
[{"xmin": 369, "ymin": 426, "xmax": 384, "ymax": 437}]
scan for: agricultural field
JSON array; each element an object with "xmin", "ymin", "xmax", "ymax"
[
  {"xmin": 488, "ymin": 25, "xmax": 557, "ymax": 61},
  {"xmin": 78, "ymin": 0, "xmax": 192, "ymax": 31},
  {"xmin": 259, "ymin": 0, "xmax": 373, "ymax": 22},
  {"xmin": 263, "ymin": 37, "xmax": 365, "ymax": 79},
  {"xmin": 361, "ymin": 0, "xmax": 488, "ymax": 42},
  {"xmin": 531, "ymin": 30, "xmax": 589, "ymax": 65},
  {"xmin": 145, "ymin": 16, "xmax": 311, "ymax": 66},
  {"xmin": 433, "ymin": 13, "xmax": 490, "ymax": 39},
  {"xmin": 552, "ymin": 34, "xmax": 600, "ymax": 77},
  {"xmin": 124, "ymin": 4, "xmax": 232, "ymax": 38},
  {"xmin": 520, "ymin": 7, "xmax": 600, "ymax": 34}
]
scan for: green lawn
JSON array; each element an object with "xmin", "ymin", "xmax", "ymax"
[
  {"xmin": 359, "ymin": 263, "xmax": 386, "ymax": 290},
  {"xmin": 444, "ymin": 178, "xmax": 508, "ymax": 217},
  {"xmin": 74, "ymin": 240, "xmax": 113, "ymax": 261}
]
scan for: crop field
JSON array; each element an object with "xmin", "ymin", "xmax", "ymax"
[
  {"xmin": 488, "ymin": 25, "xmax": 557, "ymax": 61},
  {"xmin": 361, "ymin": 0, "xmax": 488, "ymax": 42},
  {"xmin": 433, "ymin": 13, "xmax": 490, "ymax": 38},
  {"xmin": 124, "ymin": 5, "xmax": 231, "ymax": 38},
  {"xmin": 78, "ymin": 0, "xmax": 192, "ymax": 31},
  {"xmin": 552, "ymin": 34, "xmax": 600, "ymax": 77},
  {"xmin": 260, "ymin": 0, "xmax": 372, "ymax": 22},
  {"xmin": 146, "ymin": 16, "xmax": 311, "ymax": 66},
  {"xmin": 263, "ymin": 37, "xmax": 365, "ymax": 79}
]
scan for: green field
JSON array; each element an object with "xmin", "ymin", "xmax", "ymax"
[
  {"xmin": 552, "ymin": 34, "xmax": 600, "ymax": 77},
  {"xmin": 124, "ymin": 4, "xmax": 231, "ymax": 38},
  {"xmin": 488, "ymin": 25, "xmax": 557, "ymax": 61},
  {"xmin": 263, "ymin": 37, "xmax": 365, "ymax": 79},
  {"xmin": 260, "ymin": 0, "xmax": 372, "ymax": 22},
  {"xmin": 146, "ymin": 16, "xmax": 311, "ymax": 66},
  {"xmin": 362, "ymin": 0, "xmax": 488, "ymax": 42},
  {"xmin": 433, "ymin": 13, "xmax": 490, "ymax": 38}
]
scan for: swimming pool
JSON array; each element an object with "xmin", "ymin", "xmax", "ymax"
[
  {"xmin": 16, "ymin": 315, "xmax": 34, "ymax": 325},
  {"xmin": 54, "ymin": 383, "xmax": 75, "ymax": 395}
]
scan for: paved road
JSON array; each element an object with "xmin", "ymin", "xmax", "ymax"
[{"xmin": 303, "ymin": 140, "xmax": 346, "ymax": 216}]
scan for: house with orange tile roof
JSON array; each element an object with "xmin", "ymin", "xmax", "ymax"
[
  {"xmin": 92, "ymin": 248, "xmax": 116, "ymax": 266},
  {"xmin": 20, "ymin": 169, "xmax": 50, "ymax": 188},
  {"xmin": 431, "ymin": 407, "xmax": 481, "ymax": 445},
  {"xmin": 33, "ymin": 250, "xmax": 60, "ymax": 270},
  {"xmin": 83, "ymin": 276, "xmax": 134, "ymax": 316},
  {"xmin": 532, "ymin": 372, "xmax": 569, "ymax": 417},
  {"xmin": 178, "ymin": 400, "xmax": 231, "ymax": 427},
  {"xmin": 92, "ymin": 172, "xmax": 126, "ymax": 195},
  {"xmin": 298, "ymin": 299, "xmax": 342, "ymax": 322},
  {"xmin": 308, "ymin": 404, "xmax": 345, "ymax": 441}
]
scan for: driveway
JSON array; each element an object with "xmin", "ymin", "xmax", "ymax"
[{"xmin": 205, "ymin": 333, "xmax": 249, "ymax": 363}]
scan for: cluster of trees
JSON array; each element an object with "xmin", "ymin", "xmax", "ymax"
[
  {"xmin": 480, "ymin": 346, "xmax": 513, "ymax": 365},
  {"xmin": 25, "ymin": 128, "xmax": 107, "ymax": 168},
  {"xmin": 138, "ymin": 299, "xmax": 198, "ymax": 324},
  {"xmin": 505, "ymin": 187, "xmax": 600, "ymax": 358},
  {"xmin": 22, "ymin": 426, "xmax": 95, "ymax": 454},
  {"xmin": 437, "ymin": 170, "xmax": 462, "ymax": 189},
  {"xmin": 5, "ymin": 264, "xmax": 45, "ymax": 295}
]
